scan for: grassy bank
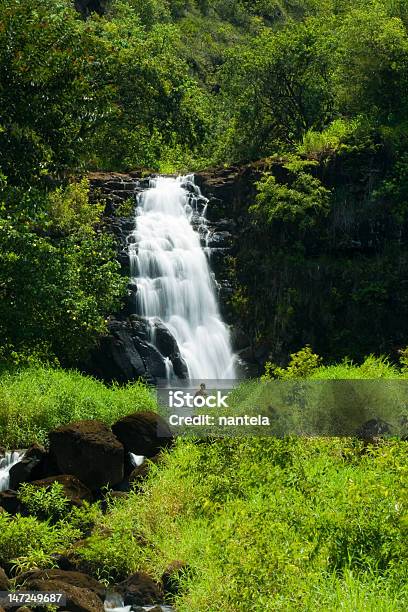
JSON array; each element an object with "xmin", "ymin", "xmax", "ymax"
[
  {"xmin": 76, "ymin": 436, "xmax": 408, "ymax": 610},
  {"xmin": 0, "ymin": 366, "xmax": 157, "ymax": 448},
  {"xmin": 0, "ymin": 361, "xmax": 407, "ymax": 610},
  {"xmin": 2, "ymin": 437, "xmax": 405, "ymax": 611}
]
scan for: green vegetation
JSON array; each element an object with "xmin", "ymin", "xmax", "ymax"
[
  {"xmin": 0, "ymin": 0, "xmax": 408, "ymax": 364},
  {"xmin": 0, "ymin": 358, "xmax": 406, "ymax": 608},
  {"xmin": 0, "ymin": 366, "xmax": 157, "ymax": 447},
  {"xmin": 1, "ymin": 435, "xmax": 406, "ymax": 610},
  {"xmin": 0, "ymin": 178, "xmax": 126, "ymax": 367},
  {"xmin": 0, "ymin": 2, "xmax": 407, "ymax": 610}
]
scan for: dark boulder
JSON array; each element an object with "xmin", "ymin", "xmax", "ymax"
[
  {"xmin": 49, "ymin": 421, "xmax": 124, "ymax": 490},
  {"xmin": 116, "ymin": 572, "xmax": 163, "ymax": 607},
  {"xmin": 0, "ymin": 567, "xmax": 10, "ymax": 591},
  {"xmin": 129, "ymin": 455, "xmax": 159, "ymax": 485},
  {"xmin": 356, "ymin": 418, "xmax": 391, "ymax": 444},
  {"xmin": 90, "ymin": 320, "xmax": 146, "ymax": 384},
  {"xmin": 150, "ymin": 322, "xmax": 188, "ymax": 379},
  {"xmin": 171, "ymin": 354, "xmax": 189, "ymax": 379},
  {"xmin": 86, "ymin": 317, "xmax": 189, "ymax": 383},
  {"xmin": 152, "ymin": 321, "xmax": 178, "ymax": 358},
  {"xmin": 15, "ymin": 570, "xmax": 105, "ymax": 600},
  {"xmin": 112, "ymin": 412, "xmax": 172, "ymax": 458},
  {"xmin": 206, "ymin": 231, "xmax": 232, "ymax": 249},
  {"xmin": 0, "ymin": 490, "xmax": 20, "ymax": 514},
  {"xmin": 29, "ymin": 475, "xmax": 93, "ymax": 507},
  {"xmin": 20, "ymin": 578, "xmax": 104, "ymax": 612},
  {"xmin": 130, "ymin": 315, "xmax": 150, "ymax": 340},
  {"xmin": 135, "ymin": 341, "xmax": 167, "ymax": 380},
  {"xmin": 9, "ymin": 444, "xmax": 47, "ymax": 490}
]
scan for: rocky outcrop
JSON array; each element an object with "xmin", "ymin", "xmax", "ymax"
[
  {"xmin": 87, "ymin": 317, "xmax": 188, "ymax": 384},
  {"xmin": 0, "ymin": 490, "xmax": 20, "ymax": 514},
  {"xmin": 15, "ymin": 570, "xmax": 105, "ymax": 600},
  {"xmin": 20, "ymin": 577, "xmax": 104, "ymax": 612},
  {"xmin": 112, "ymin": 412, "xmax": 172, "ymax": 458},
  {"xmin": 49, "ymin": 421, "xmax": 124, "ymax": 490},
  {"xmin": 115, "ymin": 572, "xmax": 164, "ymax": 607},
  {"xmin": 9, "ymin": 444, "xmax": 47, "ymax": 490},
  {"xmin": 0, "ymin": 567, "xmax": 10, "ymax": 591}
]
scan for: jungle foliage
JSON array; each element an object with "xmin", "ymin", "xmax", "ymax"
[{"xmin": 1, "ymin": 0, "xmax": 408, "ymax": 363}]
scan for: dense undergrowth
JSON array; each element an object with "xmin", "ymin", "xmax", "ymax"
[
  {"xmin": 1, "ymin": 437, "xmax": 406, "ymax": 611},
  {"xmin": 1, "ymin": 0, "xmax": 408, "ymax": 366},
  {"xmin": 0, "ymin": 360, "xmax": 407, "ymax": 610}
]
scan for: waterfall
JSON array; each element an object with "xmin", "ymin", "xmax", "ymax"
[
  {"xmin": 128, "ymin": 175, "xmax": 235, "ymax": 380},
  {"xmin": 0, "ymin": 450, "xmax": 24, "ymax": 492}
]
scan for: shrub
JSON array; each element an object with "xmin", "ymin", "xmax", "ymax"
[
  {"xmin": 0, "ymin": 512, "xmax": 80, "ymax": 570},
  {"xmin": 251, "ymin": 171, "xmax": 330, "ymax": 230},
  {"xmin": 262, "ymin": 345, "xmax": 322, "ymax": 380},
  {"xmin": 18, "ymin": 482, "xmax": 70, "ymax": 523}
]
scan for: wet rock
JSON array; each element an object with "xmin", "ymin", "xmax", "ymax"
[
  {"xmin": 171, "ymin": 354, "xmax": 189, "ymax": 379},
  {"xmin": 15, "ymin": 570, "xmax": 105, "ymax": 600},
  {"xmin": 0, "ymin": 567, "xmax": 10, "ymax": 590},
  {"xmin": 112, "ymin": 412, "xmax": 172, "ymax": 458},
  {"xmin": 29, "ymin": 475, "xmax": 93, "ymax": 507},
  {"xmin": 49, "ymin": 421, "xmax": 124, "ymax": 490},
  {"xmin": 231, "ymin": 327, "xmax": 251, "ymax": 352},
  {"xmin": 129, "ymin": 455, "xmax": 159, "ymax": 485},
  {"xmin": 152, "ymin": 321, "xmax": 178, "ymax": 358},
  {"xmin": 205, "ymin": 231, "xmax": 232, "ymax": 248},
  {"xmin": 135, "ymin": 341, "xmax": 167, "ymax": 380},
  {"xmin": 130, "ymin": 316, "xmax": 150, "ymax": 340},
  {"xmin": 116, "ymin": 572, "xmax": 164, "ymax": 607},
  {"xmin": 20, "ymin": 578, "xmax": 104, "ymax": 612},
  {"xmin": 9, "ymin": 444, "xmax": 47, "ymax": 490},
  {"xmin": 89, "ymin": 320, "xmax": 146, "ymax": 383},
  {"xmin": 0, "ymin": 490, "xmax": 20, "ymax": 514}
]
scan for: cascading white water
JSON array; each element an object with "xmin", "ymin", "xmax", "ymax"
[
  {"xmin": 0, "ymin": 450, "xmax": 24, "ymax": 492},
  {"xmin": 129, "ymin": 175, "xmax": 235, "ymax": 380}
]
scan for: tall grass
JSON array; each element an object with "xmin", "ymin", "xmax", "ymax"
[
  {"xmin": 0, "ymin": 366, "xmax": 158, "ymax": 448},
  {"xmin": 75, "ymin": 437, "xmax": 408, "ymax": 610}
]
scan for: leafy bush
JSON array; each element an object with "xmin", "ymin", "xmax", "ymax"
[
  {"xmin": 46, "ymin": 179, "xmax": 103, "ymax": 236},
  {"xmin": 0, "ymin": 181, "xmax": 126, "ymax": 366},
  {"xmin": 297, "ymin": 118, "xmax": 361, "ymax": 159},
  {"xmin": 18, "ymin": 483, "xmax": 70, "ymax": 523},
  {"xmin": 0, "ymin": 512, "xmax": 80, "ymax": 571},
  {"xmin": 251, "ymin": 171, "xmax": 330, "ymax": 229},
  {"xmin": 262, "ymin": 345, "xmax": 322, "ymax": 380}
]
